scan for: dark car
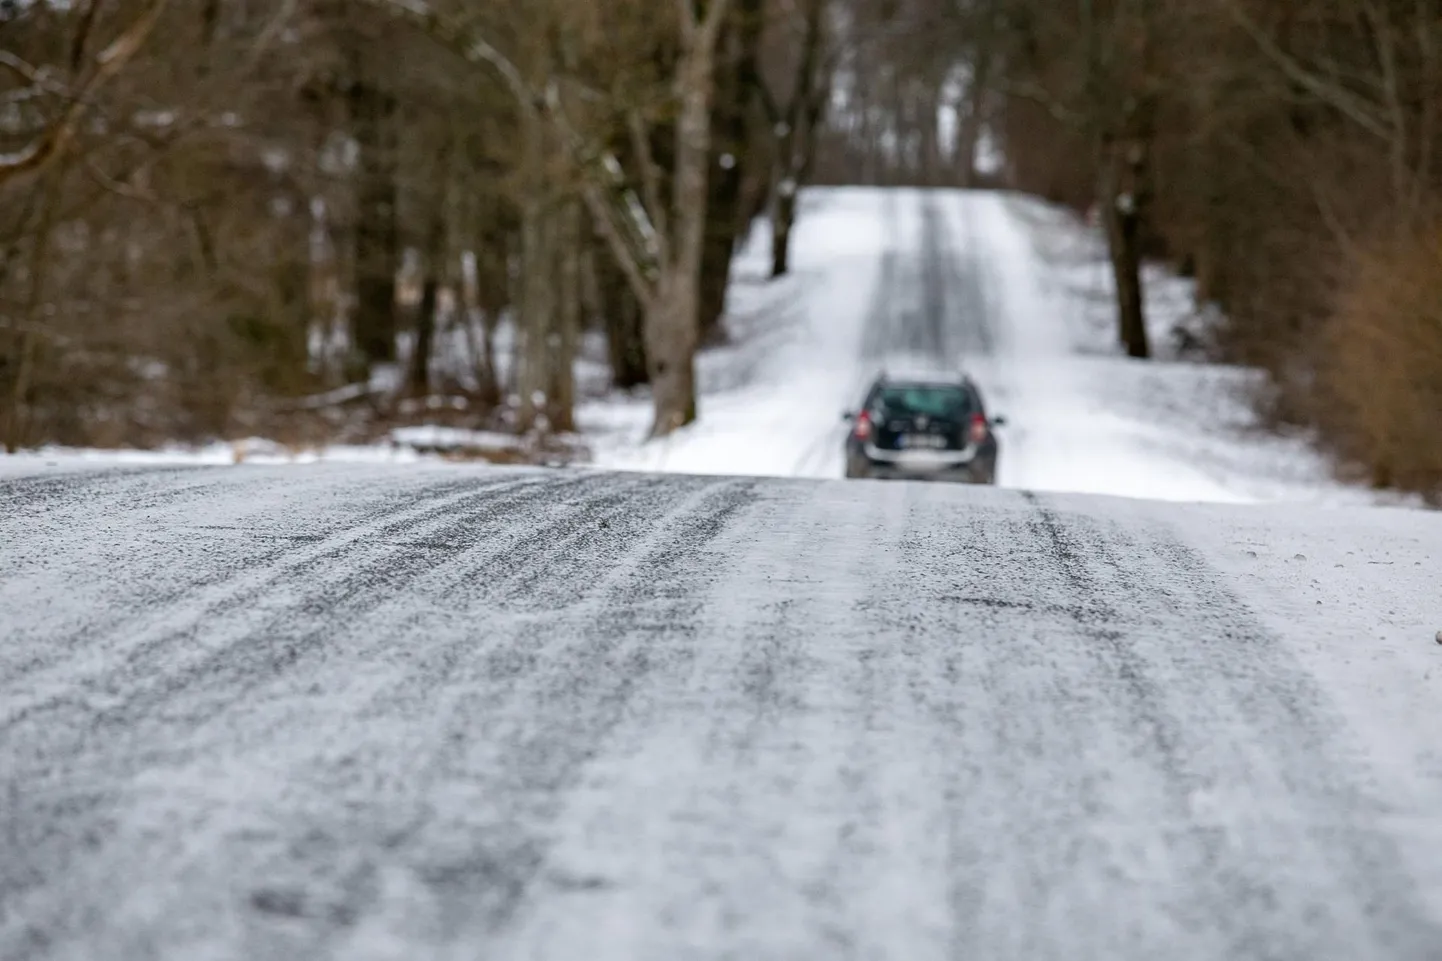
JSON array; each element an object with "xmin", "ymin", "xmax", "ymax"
[{"xmin": 842, "ymin": 373, "xmax": 1003, "ymax": 483}]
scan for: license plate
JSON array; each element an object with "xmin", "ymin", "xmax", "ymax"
[{"xmin": 899, "ymin": 434, "xmax": 946, "ymax": 450}]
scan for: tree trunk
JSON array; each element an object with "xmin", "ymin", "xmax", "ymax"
[
  {"xmin": 698, "ymin": 164, "xmax": 740, "ymax": 348},
  {"xmin": 517, "ymin": 197, "xmax": 556, "ymax": 432},
  {"xmin": 547, "ymin": 201, "xmax": 580, "ymax": 433},
  {"xmin": 407, "ymin": 130, "xmax": 454, "ymax": 397},
  {"xmin": 919, "ymin": 83, "xmax": 940, "ymax": 186},
  {"xmin": 467, "ymin": 203, "xmax": 507, "ymax": 410},
  {"xmin": 349, "ymin": 76, "xmax": 399, "ymax": 368},
  {"xmin": 766, "ymin": 0, "xmax": 826, "ymax": 277},
  {"xmin": 477, "ymin": 309, "xmax": 499, "ymax": 408},
  {"xmin": 578, "ymin": 235, "xmax": 622, "ymax": 396},
  {"xmin": 771, "ymin": 182, "xmax": 797, "ymax": 277},
  {"xmin": 957, "ymin": 52, "xmax": 991, "ymax": 188},
  {"xmin": 698, "ymin": 0, "xmax": 766, "ymax": 347},
  {"xmin": 645, "ymin": 273, "xmax": 699, "ymax": 434},
  {"xmin": 516, "ymin": 111, "xmax": 579, "ymax": 434},
  {"xmin": 644, "ymin": 27, "xmax": 723, "ymax": 437},
  {"xmin": 473, "ymin": 248, "xmax": 505, "ymax": 410},
  {"xmin": 858, "ymin": 99, "xmax": 877, "ymax": 185},
  {"xmin": 1099, "ymin": 139, "xmax": 1150, "ymax": 359},
  {"xmin": 199, "ymin": 0, "xmax": 220, "ymax": 55},
  {"xmin": 407, "ymin": 210, "xmax": 445, "ymax": 397},
  {"xmin": 3, "ymin": 168, "xmax": 62, "ymax": 452},
  {"xmin": 600, "ymin": 250, "xmax": 648, "ymax": 389}
]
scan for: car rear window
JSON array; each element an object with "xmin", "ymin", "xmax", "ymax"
[{"xmin": 874, "ymin": 385, "xmax": 975, "ymax": 419}]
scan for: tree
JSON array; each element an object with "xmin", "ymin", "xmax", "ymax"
[
  {"xmin": 989, "ymin": 0, "xmax": 1168, "ymax": 358},
  {"xmin": 758, "ymin": 0, "xmax": 831, "ymax": 277},
  {"xmin": 697, "ymin": 0, "xmax": 767, "ymax": 344},
  {"xmin": 0, "ymin": 0, "xmax": 171, "ymax": 188},
  {"xmin": 356, "ymin": 0, "xmax": 733, "ymax": 437}
]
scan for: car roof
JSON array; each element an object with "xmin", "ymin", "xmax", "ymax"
[{"xmin": 871, "ymin": 371, "xmax": 977, "ymax": 390}]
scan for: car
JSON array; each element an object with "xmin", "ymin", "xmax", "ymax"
[{"xmin": 842, "ymin": 371, "xmax": 1004, "ymax": 483}]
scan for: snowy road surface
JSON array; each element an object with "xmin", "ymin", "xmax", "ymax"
[
  {"xmin": 4, "ymin": 463, "xmax": 1442, "ymax": 960},
  {"xmin": 587, "ymin": 188, "xmax": 1390, "ymax": 506}
]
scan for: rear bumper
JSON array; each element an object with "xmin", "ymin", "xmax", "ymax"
[
  {"xmin": 855, "ymin": 463, "xmax": 994, "ymax": 484},
  {"xmin": 847, "ymin": 450, "xmax": 996, "ymax": 484}
]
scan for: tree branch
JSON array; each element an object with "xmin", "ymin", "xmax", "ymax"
[
  {"xmin": 755, "ymin": 74, "xmax": 782, "ymax": 127},
  {"xmin": 993, "ymin": 76, "xmax": 1087, "ymax": 129},
  {"xmin": 83, "ymin": 156, "xmax": 160, "ymax": 203},
  {"xmin": 1224, "ymin": 0, "xmax": 1391, "ymax": 141},
  {"xmin": 0, "ymin": 50, "xmax": 45, "ymax": 86},
  {"xmin": 71, "ymin": 0, "xmax": 103, "ymax": 73},
  {"xmin": 350, "ymin": 0, "xmax": 661, "ymax": 287},
  {"xmin": 347, "ymin": 0, "xmax": 535, "ymax": 108},
  {"xmin": 676, "ymin": 0, "xmax": 699, "ymax": 40},
  {"xmin": 0, "ymin": 0, "xmax": 172, "ymax": 187},
  {"xmin": 581, "ymin": 184, "xmax": 655, "ymax": 309},
  {"xmin": 627, "ymin": 109, "xmax": 671, "ymax": 262},
  {"xmin": 0, "ymin": 52, "xmax": 80, "ymax": 103},
  {"xmin": 698, "ymin": 0, "xmax": 735, "ymax": 48}
]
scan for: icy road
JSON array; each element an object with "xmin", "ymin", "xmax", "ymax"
[{"xmin": 3, "ymin": 463, "xmax": 1442, "ymax": 960}]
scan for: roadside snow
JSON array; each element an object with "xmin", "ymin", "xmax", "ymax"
[
  {"xmin": 580, "ymin": 188, "xmax": 894, "ymax": 479},
  {"xmin": 389, "ymin": 426, "xmax": 523, "ymax": 453},
  {"xmin": 1090, "ymin": 490, "xmax": 1442, "ymax": 917},
  {"xmin": 587, "ymin": 188, "xmax": 1410, "ymax": 507},
  {"xmin": 0, "ymin": 439, "xmax": 430, "ymax": 473},
  {"xmin": 983, "ymin": 196, "xmax": 1401, "ymax": 506},
  {"xmin": 2, "ymin": 428, "xmax": 539, "ymax": 476},
  {"xmin": 958, "ymin": 193, "xmax": 1394, "ymax": 505}
]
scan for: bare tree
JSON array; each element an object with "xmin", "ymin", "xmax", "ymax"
[
  {"xmin": 758, "ymin": 0, "xmax": 831, "ymax": 277},
  {"xmin": 698, "ymin": 0, "xmax": 768, "ymax": 345},
  {"xmin": 989, "ymin": 0, "xmax": 1168, "ymax": 358},
  {"xmin": 356, "ymin": 0, "xmax": 733, "ymax": 437},
  {"xmin": 0, "ymin": 0, "xmax": 171, "ymax": 187}
]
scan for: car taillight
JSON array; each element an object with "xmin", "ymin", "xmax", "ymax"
[
  {"xmin": 968, "ymin": 413, "xmax": 988, "ymax": 445},
  {"xmin": 853, "ymin": 411, "xmax": 873, "ymax": 440}
]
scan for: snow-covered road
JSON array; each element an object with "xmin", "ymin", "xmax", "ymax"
[
  {"xmin": 588, "ymin": 189, "xmax": 1390, "ymax": 506},
  {"xmin": 4, "ymin": 464, "xmax": 1441, "ymax": 960}
]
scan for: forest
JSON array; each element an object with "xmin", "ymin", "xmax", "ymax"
[{"xmin": 2, "ymin": 0, "xmax": 1440, "ymax": 497}]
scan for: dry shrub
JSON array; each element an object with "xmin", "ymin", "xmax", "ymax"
[{"xmin": 1319, "ymin": 227, "xmax": 1442, "ymax": 500}]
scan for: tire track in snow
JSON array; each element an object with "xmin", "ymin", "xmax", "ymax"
[
  {"xmin": 0, "ymin": 472, "xmax": 558, "ymax": 702},
  {"xmin": 853, "ymin": 189, "xmax": 998, "ymax": 370},
  {"xmin": 927, "ymin": 191, "xmax": 998, "ymax": 361},
  {"xmin": 916, "ymin": 193, "xmax": 949, "ymax": 357},
  {"xmin": 5, "ymin": 458, "xmax": 1442, "ymax": 960},
  {"xmin": 0, "ymin": 469, "xmax": 657, "ymax": 766},
  {"xmin": 856, "ymin": 188, "xmax": 906, "ymax": 366},
  {"xmin": 0, "ymin": 470, "xmax": 764, "ymax": 961},
  {"xmin": 1, "ymin": 466, "xmax": 225, "ymax": 517},
  {"xmin": 793, "ymin": 187, "xmax": 901, "ymax": 478},
  {"xmin": 0, "ymin": 471, "xmax": 633, "ymax": 924},
  {"xmin": 217, "ymin": 477, "xmax": 758, "ymax": 957},
  {"xmin": 1004, "ymin": 489, "xmax": 1441, "ymax": 959}
]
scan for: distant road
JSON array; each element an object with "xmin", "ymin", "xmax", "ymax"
[{"xmin": 3, "ymin": 464, "xmax": 1440, "ymax": 960}]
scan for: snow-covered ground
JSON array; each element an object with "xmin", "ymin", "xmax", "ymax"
[
  {"xmin": 5, "ymin": 465, "xmax": 1441, "ymax": 958},
  {"xmin": 0, "ymin": 439, "xmax": 430, "ymax": 473},
  {"xmin": 2, "ymin": 186, "xmax": 1419, "ymax": 509},
  {"xmin": 583, "ymin": 188, "xmax": 1407, "ymax": 507},
  {"xmin": 581, "ymin": 189, "xmax": 887, "ymax": 480}
]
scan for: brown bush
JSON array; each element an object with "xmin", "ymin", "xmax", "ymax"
[{"xmin": 1319, "ymin": 227, "xmax": 1442, "ymax": 501}]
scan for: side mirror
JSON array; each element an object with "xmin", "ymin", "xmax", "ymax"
[{"xmin": 990, "ymin": 414, "xmax": 1007, "ymax": 427}]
